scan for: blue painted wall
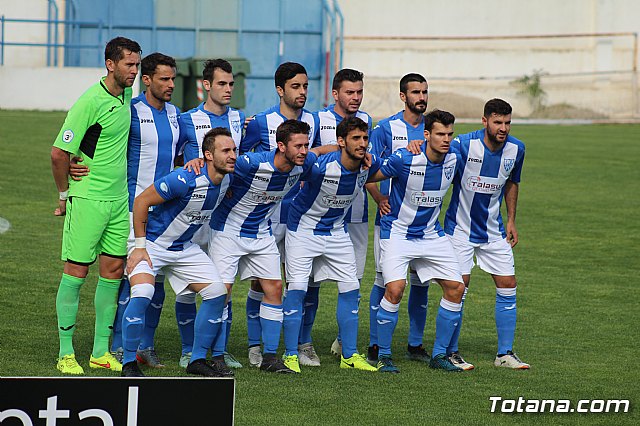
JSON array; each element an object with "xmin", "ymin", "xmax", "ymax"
[{"xmin": 64, "ymin": 0, "xmax": 328, "ymax": 115}]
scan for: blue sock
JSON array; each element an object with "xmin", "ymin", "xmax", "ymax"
[
  {"xmin": 260, "ymin": 302, "xmax": 283, "ymax": 355},
  {"xmin": 121, "ymin": 286, "xmax": 153, "ymax": 365},
  {"xmin": 337, "ymin": 289, "xmax": 359, "ymax": 358},
  {"xmin": 496, "ymin": 287, "xmax": 517, "ymax": 354},
  {"xmin": 246, "ymin": 289, "xmax": 263, "ymax": 347},
  {"xmin": 139, "ymin": 278, "xmax": 165, "ymax": 350},
  {"xmin": 407, "ymin": 280, "xmax": 429, "ymax": 347},
  {"xmin": 283, "ymin": 289, "xmax": 305, "ymax": 355},
  {"xmin": 175, "ymin": 297, "xmax": 196, "ymax": 355},
  {"xmin": 299, "ymin": 285, "xmax": 319, "ymax": 345},
  {"xmin": 369, "ymin": 284, "xmax": 385, "ymax": 346},
  {"xmin": 376, "ymin": 298, "xmax": 399, "ymax": 357},
  {"xmin": 447, "ymin": 287, "xmax": 467, "ymax": 354},
  {"xmin": 211, "ymin": 305, "xmax": 228, "ymax": 357},
  {"xmin": 110, "ymin": 278, "xmax": 129, "ymax": 352},
  {"xmin": 192, "ymin": 295, "xmax": 226, "ymax": 362},
  {"xmin": 224, "ymin": 300, "xmax": 233, "ymax": 352},
  {"xmin": 432, "ymin": 298, "xmax": 462, "ymax": 357}
]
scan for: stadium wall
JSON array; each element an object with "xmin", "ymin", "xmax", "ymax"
[{"xmin": 340, "ymin": 0, "xmax": 640, "ymax": 119}]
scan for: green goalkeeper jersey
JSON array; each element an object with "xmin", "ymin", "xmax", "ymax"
[{"xmin": 53, "ymin": 78, "xmax": 132, "ymax": 201}]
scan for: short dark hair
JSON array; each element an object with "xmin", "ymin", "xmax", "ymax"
[
  {"xmin": 336, "ymin": 116, "xmax": 368, "ymax": 140},
  {"xmin": 274, "ymin": 62, "xmax": 307, "ymax": 89},
  {"xmin": 483, "ymin": 98, "xmax": 512, "ymax": 117},
  {"xmin": 399, "ymin": 73, "xmax": 426, "ymax": 94},
  {"xmin": 141, "ymin": 52, "xmax": 176, "ymax": 77},
  {"xmin": 332, "ymin": 68, "xmax": 364, "ymax": 91},
  {"xmin": 424, "ymin": 109, "xmax": 455, "ymax": 132},
  {"xmin": 202, "ymin": 127, "xmax": 232, "ymax": 156},
  {"xmin": 203, "ymin": 59, "xmax": 233, "ymax": 82},
  {"xmin": 104, "ymin": 36, "xmax": 141, "ymax": 63},
  {"xmin": 276, "ymin": 120, "xmax": 310, "ymax": 145}
]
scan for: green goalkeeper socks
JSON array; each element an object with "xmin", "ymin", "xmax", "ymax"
[
  {"xmin": 56, "ymin": 273, "xmax": 84, "ymax": 358},
  {"xmin": 92, "ymin": 276, "xmax": 121, "ymax": 358}
]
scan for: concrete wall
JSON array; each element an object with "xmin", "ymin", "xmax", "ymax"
[
  {"xmin": 0, "ymin": 67, "xmax": 140, "ymax": 110},
  {"xmin": 0, "ymin": 0, "xmax": 51, "ymax": 66},
  {"xmin": 340, "ymin": 0, "xmax": 640, "ymax": 118}
]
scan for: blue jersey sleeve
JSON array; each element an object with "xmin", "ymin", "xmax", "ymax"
[
  {"xmin": 299, "ymin": 151, "xmax": 319, "ymax": 181},
  {"xmin": 379, "ymin": 149, "xmax": 404, "ymax": 178},
  {"xmin": 311, "ymin": 113, "xmax": 321, "ymax": 148},
  {"xmin": 241, "ymin": 116, "xmax": 260, "ymax": 153},
  {"xmin": 234, "ymin": 153, "xmax": 255, "ymax": 180},
  {"xmin": 367, "ymin": 154, "xmax": 383, "ymax": 176},
  {"xmin": 153, "ymin": 168, "xmax": 192, "ymax": 201},
  {"xmin": 510, "ymin": 145, "xmax": 525, "ymax": 183},
  {"xmin": 179, "ymin": 114, "xmax": 200, "ymax": 161},
  {"xmin": 369, "ymin": 124, "xmax": 389, "ymax": 157}
]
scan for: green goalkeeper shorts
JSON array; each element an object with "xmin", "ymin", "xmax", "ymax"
[{"xmin": 61, "ymin": 196, "xmax": 129, "ymax": 264}]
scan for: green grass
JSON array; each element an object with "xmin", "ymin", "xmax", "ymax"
[{"xmin": 0, "ymin": 111, "xmax": 638, "ymax": 425}]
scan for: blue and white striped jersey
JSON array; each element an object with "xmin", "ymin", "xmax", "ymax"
[
  {"xmin": 288, "ymin": 150, "xmax": 381, "ymax": 236},
  {"xmin": 444, "ymin": 129, "xmax": 525, "ymax": 244},
  {"xmin": 146, "ymin": 164, "xmax": 232, "ymax": 251},
  {"xmin": 240, "ymin": 104, "xmax": 318, "ymax": 224},
  {"xmin": 379, "ymin": 148, "xmax": 461, "ymax": 240},
  {"xmin": 313, "ymin": 104, "xmax": 373, "ymax": 224},
  {"xmin": 241, "ymin": 104, "xmax": 317, "ymax": 153},
  {"xmin": 211, "ymin": 150, "xmax": 317, "ymax": 238},
  {"xmin": 368, "ymin": 111, "xmax": 425, "ymax": 225},
  {"xmin": 127, "ymin": 93, "xmax": 181, "ymax": 211},
  {"xmin": 180, "ymin": 103, "xmax": 245, "ymax": 161}
]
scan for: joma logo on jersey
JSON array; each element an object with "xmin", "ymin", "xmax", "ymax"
[
  {"xmin": 320, "ymin": 125, "xmax": 335, "ymax": 130},
  {"xmin": 140, "ymin": 118, "xmax": 154, "ymax": 124},
  {"xmin": 323, "ymin": 178, "xmax": 339, "ymax": 185},
  {"xmin": 468, "ymin": 157, "xmax": 482, "ymax": 163},
  {"xmin": 255, "ymin": 175, "xmax": 270, "ymax": 182},
  {"xmin": 195, "ymin": 124, "xmax": 211, "ymax": 130},
  {"xmin": 410, "ymin": 170, "xmax": 425, "ymax": 176},
  {"xmin": 269, "ymin": 129, "xmax": 276, "ymax": 135},
  {"xmin": 392, "ymin": 136, "xmax": 408, "ymax": 141},
  {"xmin": 191, "ymin": 193, "xmax": 206, "ymax": 199}
]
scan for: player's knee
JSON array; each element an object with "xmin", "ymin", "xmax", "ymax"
[
  {"xmin": 199, "ymin": 282, "xmax": 227, "ymax": 300},
  {"xmin": 131, "ymin": 283, "xmax": 154, "ymax": 300},
  {"xmin": 250, "ymin": 279, "xmax": 264, "ymax": 292},
  {"xmin": 384, "ymin": 283, "xmax": 405, "ymax": 305},
  {"xmin": 495, "ymin": 276, "xmax": 517, "ymax": 289}
]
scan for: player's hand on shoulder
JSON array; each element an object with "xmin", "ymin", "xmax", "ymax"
[
  {"xmin": 69, "ymin": 156, "xmax": 89, "ymax": 181},
  {"xmin": 127, "ymin": 248, "xmax": 152, "ymax": 275},
  {"xmin": 362, "ymin": 152, "xmax": 373, "ymax": 170},
  {"xmin": 244, "ymin": 116, "xmax": 255, "ymax": 130},
  {"xmin": 184, "ymin": 158, "xmax": 205, "ymax": 175},
  {"xmin": 406, "ymin": 139, "xmax": 424, "ymax": 155}
]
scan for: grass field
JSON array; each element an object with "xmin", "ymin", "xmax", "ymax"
[{"xmin": 0, "ymin": 110, "xmax": 638, "ymax": 425}]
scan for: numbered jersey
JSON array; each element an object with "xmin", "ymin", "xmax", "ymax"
[{"xmin": 444, "ymin": 129, "xmax": 525, "ymax": 244}]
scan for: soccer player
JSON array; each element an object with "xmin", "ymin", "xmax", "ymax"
[
  {"xmin": 240, "ymin": 62, "xmax": 317, "ymax": 367},
  {"xmin": 121, "ymin": 127, "xmax": 235, "ymax": 377},
  {"xmin": 178, "ymin": 58, "xmax": 246, "ymax": 368},
  {"xmin": 51, "ymin": 36, "xmax": 141, "ymax": 374},
  {"xmin": 70, "ymin": 53, "xmax": 183, "ymax": 369},
  {"xmin": 444, "ymin": 98, "xmax": 529, "ymax": 370},
  {"xmin": 282, "ymin": 116, "xmax": 378, "ymax": 373},
  {"xmin": 309, "ymin": 69, "xmax": 372, "ymax": 364},
  {"xmin": 365, "ymin": 73, "xmax": 432, "ymax": 364},
  {"xmin": 208, "ymin": 120, "xmax": 337, "ymax": 373},
  {"xmin": 367, "ymin": 109, "xmax": 466, "ymax": 373}
]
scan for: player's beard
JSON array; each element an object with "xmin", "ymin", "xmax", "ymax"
[
  {"xmin": 407, "ymin": 99, "xmax": 427, "ymax": 115},
  {"xmin": 486, "ymin": 127, "xmax": 507, "ymax": 145}
]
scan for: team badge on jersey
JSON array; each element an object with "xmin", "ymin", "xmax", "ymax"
[
  {"xmin": 444, "ymin": 165, "xmax": 454, "ymax": 180},
  {"xmin": 504, "ymin": 158, "xmax": 515, "ymax": 173},
  {"xmin": 62, "ymin": 130, "xmax": 74, "ymax": 143},
  {"xmin": 287, "ymin": 174, "xmax": 300, "ymax": 187},
  {"xmin": 357, "ymin": 173, "xmax": 367, "ymax": 188},
  {"xmin": 169, "ymin": 114, "xmax": 178, "ymax": 129},
  {"xmin": 231, "ymin": 119, "xmax": 241, "ymax": 133}
]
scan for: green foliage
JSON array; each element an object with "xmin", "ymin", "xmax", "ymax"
[
  {"xmin": 512, "ymin": 69, "xmax": 548, "ymax": 111},
  {"xmin": 0, "ymin": 112, "xmax": 639, "ymax": 425}
]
